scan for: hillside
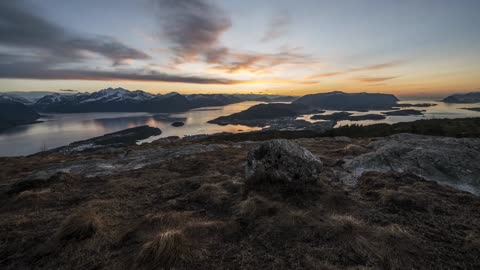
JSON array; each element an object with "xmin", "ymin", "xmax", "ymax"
[
  {"xmin": 209, "ymin": 103, "xmax": 309, "ymax": 124},
  {"xmin": 1, "ymin": 119, "xmax": 480, "ymax": 269},
  {"xmin": 294, "ymin": 91, "xmax": 399, "ymax": 110},
  {"xmin": 443, "ymin": 92, "xmax": 480, "ymax": 103},
  {"xmin": 0, "ymin": 97, "xmax": 41, "ymax": 131}
]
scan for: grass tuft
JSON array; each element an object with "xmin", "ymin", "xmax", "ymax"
[
  {"xmin": 134, "ymin": 229, "xmax": 192, "ymax": 270},
  {"xmin": 55, "ymin": 210, "xmax": 102, "ymax": 242}
]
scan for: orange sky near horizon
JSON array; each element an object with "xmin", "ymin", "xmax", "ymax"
[{"xmin": 1, "ymin": 1, "xmax": 480, "ymax": 100}]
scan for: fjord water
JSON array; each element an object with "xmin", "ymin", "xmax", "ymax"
[
  {"xmin": 1, "ymin": 100, "xmax": 479, "ymax": 157},
  {"xmin": 298, "ymin": 100, "xmax": 480, "ymax": 127},
  {"xmin": 0, "ymin": 101, "xmax": 263, "ymax": 157}
]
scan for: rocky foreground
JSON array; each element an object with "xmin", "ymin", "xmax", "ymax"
[{"xmin": 1, "ymin": 129, "xmax": 480, "ymax": 269}]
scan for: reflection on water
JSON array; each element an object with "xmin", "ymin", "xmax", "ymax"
[
  {"xmin": 0, "ymin": 102, "xmax": 263, "ymax": 157},
  {"xmin": 297, "ymin": 101, "xmax": 480, "ymax": 127},
  {"xmin": 1, "ymin": 100, "xmax": 480, "ymax": 157}
]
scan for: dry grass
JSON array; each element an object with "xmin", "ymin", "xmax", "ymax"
[
  {"xmin": 374, "ymin": 224, "xmax": 417, "ymax": 269},
  {"xmin": 281, "ymin": 209, "xmax": 312, "ymax": 226},
  {"xmin": 379, "ymin": 189, "xmax": 427, "ymax": 211},
  {"xmin": 465, "ymin": 231, "xmax": 480, "ymax": 251},
  {"xmin": 323, "ymin": 215, "xmax": 377, "ymax": 249},
  {"xmin": 14, "ymin": 188, "xmax": 52, "ymax": 208},
  {"xmin": 55, "ymin": 210, "xmax": 102, "ymax": 242},
  {"xmin": 1, "ymin": 138, "xmax": 480, "ymax": 269},
  {"xmin": 120, "ymin": 212, "xmax": 208, "ymax": 270},
  {"xmin": 134, "ymin": 229, "xmax": 193, "ymax": 270},
  {"xmin": 235, "ymin": 195, "xmax": 279, "ymax": 219},
  {"xmin": 120, "ymin": 212, "xmax": 190, "ymax": 246},
  {"xmin": 189, "ymin": 183, "xmax": 229, "ymax": 207}
]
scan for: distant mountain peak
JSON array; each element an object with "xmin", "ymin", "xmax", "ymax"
[{"xmin": 163, "ymin": 92, "xmax": 181, "ymax": 97}]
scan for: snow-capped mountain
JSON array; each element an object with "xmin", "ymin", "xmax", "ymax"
[
  {"xmin": 33, "ymin": 88, "xmax": 203, "ymax": 113},
  {"xmin": 32, "ymin": 88, "xmax": 252, "ymax": 113},
  {"xmin": 77, "ymin": 88, "xmax": 155, "ymax": 104},
  {"xmin": 0, "ymin": 94, "xmax": 34, "ymax": 105}
]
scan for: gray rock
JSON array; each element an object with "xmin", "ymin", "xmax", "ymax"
[
  {"xmin": 30, "ymin": 143, "xmax": 227, "ymax": 178},
  {"xmin": 246, "ymin": 139, "xmax": 322, "ymax": 186},
  {"xmin": 343, "ymin": 133, "xmax": 480, "ymax": 194}
]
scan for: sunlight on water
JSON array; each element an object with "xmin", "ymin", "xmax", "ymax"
[
  {"xmin": 1, "ymin": 100, "xmax": 479, "ymax": 157},
  {"xmin": 0, "ymin": 102, "xmax": 263, "ymax": 157}
]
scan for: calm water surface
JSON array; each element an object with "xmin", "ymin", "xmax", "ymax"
[
  {"xmin": 0, "ymin": 101, "xmax": 262, "ymax": 157},
  {"xmin": 1, "ymin": 100, "xmax": 479, "ymax": 157},
  {"xmin": 298, "ymin": 100, "xmax": 480, "ymax": 127}
]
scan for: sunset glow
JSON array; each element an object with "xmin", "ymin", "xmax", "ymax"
[{"xmin": 1, "ymin": 0, "xmax": 479, "ymax": 98}]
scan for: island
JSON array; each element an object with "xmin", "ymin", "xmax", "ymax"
[
  {"xmin": 208, "ymin": 103, "xmax": 309, "ymax": 127},
  {"xmin": 443, "ymin": 92, "xmax": 480, "ymax": 103},
  {"xmin": 207, "ymin": 103, "xmax": 334, "ymax": 132},
  {"xmin": 293, "ymin": 91, "xmax": 399, "ymax": 110},
  {"xmin": 42, "ymin": 125, "xmax": 162, "ymax": 154},
  {"xmin": 396, "ymin": 103, "xmax": 437, "ymax": 108},
  {"xmin": 463, "ymin": 107, "xmax": 480, "ymax": 112},
  {"xmin": 311, "ymin": 112, "xmax": 386, "ymax": 121},
  {"xmin": 382, "ymin": 109, "xmax": 424, "ymax": 116},
  {"xmin": 171, "ymin": 121, "xmax": 185, "ymax": 127}
]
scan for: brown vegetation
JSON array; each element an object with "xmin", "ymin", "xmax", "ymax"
[
  {"xmin": 0, "ymin": 137, "xmax": 479, "ymax": 269},
  {"xmin": 55, "ymin": 210, "xmax": 102, "ymax": 242}
]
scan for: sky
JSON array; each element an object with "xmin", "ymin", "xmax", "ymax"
[{"xmin": 0, "ymin": 0, "xmax": 479, "ymax": 98}]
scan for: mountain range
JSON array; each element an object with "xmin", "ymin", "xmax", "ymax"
[
  {"xmin": 0, "ymin": 88, "xmax": 301, "ymax": 130},
  {"xmin": 1, "ymin": 88, "xmax": 299, "ymax": 114},
  {"xmin": 33, "ymin": 88, "xmax": 193, "ymax": 113}
]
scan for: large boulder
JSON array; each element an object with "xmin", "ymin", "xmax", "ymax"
[
  {"xmin": 343, "ymin": 133, "xmax": 480, "ymax": 194},
  {"xmin": 246, "ymin": 140, "xmax": 323, "ymax": 187}
]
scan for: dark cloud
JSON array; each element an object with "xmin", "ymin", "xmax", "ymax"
[
  {"xmin": 59, "ymin": 89, "xmax": 78, "ymax": 92},
  {"xmin": 153, "ymin": 0, "xmax": 231, "ymax": 62},
  {"xmin": 0, "ymin": 61, "xmax": 239, "ymax": 85},
  {"xmin": 0, "ymin": 2, "xmax": 236, "ymax": 84},
  {"xmin": 152, "ymin": 1, "xmax": 313, "ymax": 73},
  {"xmin": 260, "ymin": 12, "xmax": 290, "ymax": 42},
  {"xmin": 0, "ymin": 1, "xmax": 149, "ymax": 65},
  {"xmin": 204, "ymin": 47, "xmax": 316, "ymax": 74}
]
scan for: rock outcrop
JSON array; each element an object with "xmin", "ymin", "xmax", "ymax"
[
  {"xmin": 343, "ymin": 133, "xmax": 480, "ymax": 194},
  {"xmin": 245, "ymin": 140, "xmax": 322, "ymax": 188}
]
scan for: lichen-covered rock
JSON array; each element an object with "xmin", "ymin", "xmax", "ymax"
[
  {"xmin": 246, "ymin": 139, "xmax": 322, "ymax": 186},
  {"xmin": 343, "ymin": 133, "xmax": 480, "ymax": 194}
]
